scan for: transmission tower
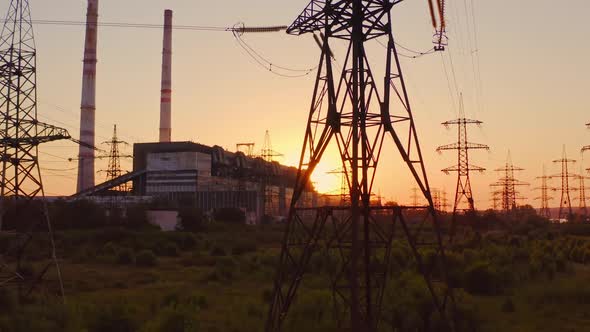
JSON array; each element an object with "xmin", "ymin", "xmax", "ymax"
[
  {"xmin": 534, "ymin": 165, "xmax": 553, "ymax": 219},
  {"xmin": 576, "ymin": 173, "xmax": 588, "ymax": 217},
  {"xmin": 0, "ymin": 0, "xmax": 74, "ymax": 300},
  {"xmin": 441, "ymin": 189, "xmax": 450, "ymax": 212},
  {"xmin": 432, "ymin": 188, "xmax": 441, "ymax": 211},
  {"xmin": 236, "ymin": 143, "xmax": 255, "ymax": 157},
  {"xmin": 409, "ymin": 186, "xmax": 420, "ymax": 206},
  {"xmin": 101, "ymin": 125, "xmax": 131, "ymax": 192},
  {"xmin": 551, "ymin": 146, "xmax": 577, "ymax": 220},
  {"xmin": 261, "ymin": 130, "xmax": 282, "ymax": 216},
  {"xmin": 490, "ymin": 190, "xmax": 501, "ymax": 211},
  {"xmin": 327, "ymin": 167, "xmax": 348, "ymax": 205},
  {"xmin": 436, "ymin": 96, "xmax": 489, "ymax": 214},
  {"xmin": 490, "ymin": 152, "xmax": 529, "ymax": 213},
  {"xmin": 266, "ymin": 1, "xmax": 455, "ymax": 331}
]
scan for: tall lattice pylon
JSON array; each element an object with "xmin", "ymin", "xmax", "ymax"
[
  {"xmin": 261, "ymin": 130, "xmax": 282, "ymax": 216},
  {"xmin": 551, "ymin": 146, "xmax": 577, "ymax": 220},
  {"xmin": 534, "ymin": 165, "xmax": 554, "ymax": 219},
  {"xmin": 266, "ymin": 1, "xmax": 455, "ymax": 331},
  {"xmin": 0, "ymin": 0, "xmax": 68, "ymax": 300},
  {"xmin": 490, "ymin": 152, "xmax": 529, "ymax": 213},
  {"xmin": 101, "ymin": 125, "xmax": 131, "ymax": 192},
  {"xmin": 436, "ymin": 95, "xmax": 489, "ymax": 214},
  {"xmin": 576, "ymin": 172, "xmax": 588, "ymax": 217}
]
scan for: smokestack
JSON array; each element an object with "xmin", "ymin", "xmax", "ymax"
[
  {"xmin": 159, "ymin": 9, "xmax": 172, "ymax": 142},
  {"xmin": 77, "ymin": 0, "xmax": 98, "ymax": 192}
]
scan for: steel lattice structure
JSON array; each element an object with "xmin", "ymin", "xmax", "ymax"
[
  {"xmin": 266, "ymin": 1, "xmax": 454, "ymax": 331},
  {"xmin": 490, "ymin": 153, "xmax": 528, "ymax": 213},
  {"xmin": 436, "ymin": 97, "xmax": 488, "ymax": 214},
  {"xmin": 534, "ymin": 166, "xmax": 553, "ymax": 219},
  {"xmin": 0, "ymin": 0, "xmax": 68, "ymax": 300},
  {"xmin": 551, "ymin": 147, "xmax": 577, "ymax": 220},
  {"xmin": 101, "ymin": 125, "xmax": 131, "ymax": 192}
]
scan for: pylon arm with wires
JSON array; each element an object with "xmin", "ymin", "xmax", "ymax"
[
  {"xmin": 1, "ymin": 120, "xmax": 100, "ymax": 151},
  {"xmin": 441, "ymin": 164, "xmax": 485, "ymax": 174},
  {"xmin": 442, "ymin": 119, "xmax": 483, "ymax": 127},
  {"xmin": 436, "ymin": 142, "xmax": 489, "ymax": 152}
]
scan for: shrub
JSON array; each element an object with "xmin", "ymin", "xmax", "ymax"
[
  {"xmin": 0, "ymin": 288, "xmax": 16, "ymax": 313},
  {"xmin": 177, "ymin": 208, "xmax": 205, "ymax": 232},
  {"xmin": 136, "ymin": 250, "xmax": 157, "ymax": 267},
  {"xmin": 159, "ymin": 242, "xmax": 180, "ymax": 257},
  {"xmin": 210, "ymin": 246, "xmax": 226, "ymax": 257},
  {"xmin": 231, "ymin": 241, "xmax": 257, "ymax": 256},
  {"xmin": 464, "ymin": 261, "xmax": 500, "ymax": 295},
  {"xmin": 213, "ymin": 208, "xmax": 245, "ymax": 224},
  {"xmin": 144, "ymin": 306, "xmax": 198, "ymax": 332},
  {"xmin": 102, "ymin": 242, "xmax": 119, "ymax": 256},
  {"xmin": 116, "ymin": 248, "xmax": 135, "ymax": 265},
  {"xmin": 88, "ymin": 303, "xmax": 139, "ymax": 332},
  {"xmin": 501, "ymin": 298, "xmax": 515, "ymax": 313}
]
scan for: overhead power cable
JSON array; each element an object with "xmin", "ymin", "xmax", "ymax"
[
  {"xmin": 0, "ymin": 19, "xmax": 287, "ymax": 33},
  {"xmin": 231, "ymin": 27, "xmax": 317, "ymax": 78}
]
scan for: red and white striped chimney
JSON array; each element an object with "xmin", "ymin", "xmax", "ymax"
[
  {"xmin": 159, "ymin": 9, "xmax": 172, "ymax": 142},
  {"xmin": 76, "ymin": 0, "xmax": 98, "ymax": 192}
]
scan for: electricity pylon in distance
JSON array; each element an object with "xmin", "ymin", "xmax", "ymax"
[
  {"xmin": 490, "ymin": 152, "xmax": 529, "ymax": 213},
  {"xmin": 266, "ymin": 1, "xmax": 455, "ymax": 331},
  {"xmin": 534, "ymin": 165, "xmax": 554, "ymax": 219},
  {"xmin": 436, "ymin": 96, "xmax": 489, "ymax": 214},
  {"xmin": 101, "ymin": 125, "xmax": 132, "ymax": 192},
  {"xmin": 551, "ymin": 146, "xmax": 577, "ymax": 221}
]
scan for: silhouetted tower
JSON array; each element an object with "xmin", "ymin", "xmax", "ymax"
[
  {"xmin": 327, "ymin": 167, "xmax": 348, "ymax": 205},
  {"xmin": 432, "ymin": 188, "xmax": 442, "ymax": 211},
  {"xmin": 576, "ymin": 173, "xmax": 588, "ymax": 216},
  {"xmin": 410, "ymin": 186, "xmax": 420, "ymax": 206},
  {"xmin": 261, "ymin": 130, "xmax": 282, "ymax": 216},
  {"xmin": 491, "ymin": 152, "xmax": 529, "ymax": 212},
  {"xmin": 102, "ymin": 125, "xmax": 130, "ymax": 192},
  {"xmin": 0, "ymin": 0, "xmax": 70, "ymax": 300},
  {"xmin": 266, "ymin": 1, "xmax": 455, "ymax": 331},
  {"xmin": 441, "ymin": 189, "xmax": 450, "ymax": 212},
  {"xmin": 490, "ymin": 190, "xmax": 501, "ymax": 211},
  {"xmin": 534, "ymin": 166, "xmax": 553, "ymax": 219},
  {"xmin": 436, "ymin": 96, "xmax": 489, "ymax": 214},
  {"xmin": 552, "ymin": 146, "xmax": 577, "ymax": 220},
  {"xmin": 236, "ymin": 143, "xmax": 255, "ymax": 157}
]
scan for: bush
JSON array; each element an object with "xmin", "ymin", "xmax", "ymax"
[
  {"xmin": 177, "ymin": 208, "xmax": 205, "ymax": 232},
  {"xmin": 501, "ymin": 297, "xmax": 515, "ymax": 313},
  {"xmin": 464, "ymin": 261, "xmax": 500, "ymax": 295},
  {"xmin": 102, "ymin": 242, "xmax": 119, "ymax": 256},
  {"xmin": 144, "ymin": 306, "xmax": 198, "ymax": 332},
  {"xmin": 210, "ymin": 246, "xmax": 226, "ymax": 257},
  {"xmin": 88, "ymin": 303, "xmax": 139, "ymax": 332},
  {"xmin": 116, "ymin": 248, "xmax": 135, "ymax": 265},
  {"xmin": 159, "ymin": 242, "xmax": 180, "ymax": 257},
  {"xmin": 136, "ymin": 250, "xmax": 157, "ymax": 267},
  {"xmin": 0, "ymin": 288, "xmax": 16, "ymax": 313},
  {"xmin": 213, "ymin": 208, "xmax": 245, "ymax": 224},
  {"xmin": 231, "ymin": 241, "xmax": 257, "ymax": 256}
]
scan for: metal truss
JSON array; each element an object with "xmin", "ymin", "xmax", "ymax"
[
  {"xmin": 266, "ymin": 1, "xmax": 455, "ymax": 330},
  {"xmin": 0, "ymin": 0, "xmax": 70, "ymax": 301}
]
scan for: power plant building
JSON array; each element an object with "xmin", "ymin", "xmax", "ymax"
[{"xmin": 74, "ymin": 141, "xmax": 319, "ymax": 222}]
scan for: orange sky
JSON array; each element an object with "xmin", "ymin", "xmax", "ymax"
[{"xmin": 9, "ymin": 0, "xmax": 590, "ymax": 209}]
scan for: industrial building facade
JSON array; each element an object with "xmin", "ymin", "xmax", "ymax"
[{"xmin": 75, "ymin": 141, "xmax": 320, "ymax": 222}]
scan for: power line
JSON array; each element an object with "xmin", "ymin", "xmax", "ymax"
[{"xmin": 232, "ymin": 31, "xmax": 316, "ymax": 78}]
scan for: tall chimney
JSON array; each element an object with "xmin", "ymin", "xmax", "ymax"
[
  {"xmin": 76, "ymin": 0, "xmax": 98, "ymax": 192},
  {"xmin": 159, "ymin": 9, "xmax": 172, "ymax": 142}
]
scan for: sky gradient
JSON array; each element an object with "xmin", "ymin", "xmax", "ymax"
[{"xmin": 4, "ymin": 0, "xmax": 589, "ymax": 209}]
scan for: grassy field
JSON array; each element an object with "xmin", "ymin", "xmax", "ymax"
[{"xmin": 1, "ymin": 217, "xmax": 590, "ymax": 331}]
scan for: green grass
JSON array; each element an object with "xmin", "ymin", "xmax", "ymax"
[{"xmin": 1, "ymin": 224, "xmax": 590, "ymax": 331}]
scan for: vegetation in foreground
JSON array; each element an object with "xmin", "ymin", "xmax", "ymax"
[{"xmin": 1, "ymin": 201, "xmax": 590, "ymax": 331}]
